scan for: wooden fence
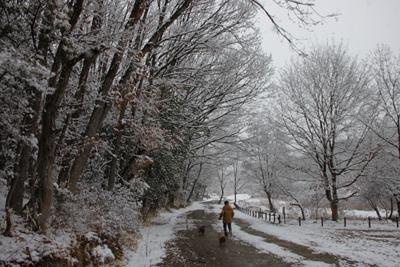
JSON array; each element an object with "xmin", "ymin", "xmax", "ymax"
[{"xmin": 233, "ymin": 202, "xmax": 400, "ymax": 229}]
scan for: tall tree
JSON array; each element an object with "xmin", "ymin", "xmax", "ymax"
[
  {"xmin": 276, "ymin": 42, "xmax": 376, "ymax": 221},
  {"xmin": 231, "ymin": 154, "xmax": 246, "ymax": 204},
  {"xmin": 242, "ymin": 112, "xmax": 287, "ymax": 212},
  {"xmin": 216, "ymin": 163, "xmax": 229, "ymax": 204},
  {"xmin": 367, "ymin": 45, "xmax": 400, "ymax": 216}
]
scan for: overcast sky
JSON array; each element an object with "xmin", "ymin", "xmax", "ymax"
[{"xmin": 257, "ymin": 0, "xmax": 400, "ymax": 69}]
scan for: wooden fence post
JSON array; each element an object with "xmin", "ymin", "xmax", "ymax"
[
  {"xmin": 368, "ymin": 216, "xmax": 371, "ymax": 228},
  {"xmin": 321, "ymin": 217, "xmax": 323, "ymax": 227},
  {"xmin": 344, "ymin": 217, "xmax": 346, "ymax": 227},
  {"xmin": 298, "ymin": 217, "xmax": 301, "ymax": 226},
  {"xmin": 282, "ymin": 207, "xmax": 286, "ymax": 224}
]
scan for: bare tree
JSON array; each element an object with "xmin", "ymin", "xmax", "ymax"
[
  {"xmin": 186, "ymin": 149, "xmax": 206, "ymax": 203},
  {"xmin": 230, "ymin": 154, "xmax": 247, "ymax": 203},
  {"xmin": 242, "ymin": 111, "xmax": 289, "ymax": 212},
  {"xmin": 250, "ymin": 0, "xmax": 338, "ymax": 54},
  {"xmin": 216, "ymin": 164, "xmax": 229, "ymax": 205},
  {"xmin": 276, "ymin": 177, "xmax": 307, "ymax": 220},
  {"xmin": 276, "ymin": 42, "xmax": 377, "ymax": 221},
  {"xmin": 367, "ymin": 44, "xmax": 400, "ymax": 216},
  {"xmin": 360, "ymin": 149, "xmax": 400, "ymax": 220}
]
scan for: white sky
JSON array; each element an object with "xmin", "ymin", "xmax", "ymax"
[{"xmin": 257, "ymin": 0, "xmax": 400, "ymax": 69}]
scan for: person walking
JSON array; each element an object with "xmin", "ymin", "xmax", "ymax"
[{"xmin": 218, "ymin": 201, "xmax": 234, "ymax": 237}]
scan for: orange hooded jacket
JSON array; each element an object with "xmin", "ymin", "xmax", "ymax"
[{"xmin": 219, "ymin": 204, "xmax": 234, "ymax": 223}]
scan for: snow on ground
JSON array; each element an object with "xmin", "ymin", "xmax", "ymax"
[
  {"xmin": 2, "ymin": 189, "xmax": 398, "ymax": 266},
  {"xmin": 0, "ymin": 179, "xmax": 79, "ymax": 265},
  {"xmin": 125, "ymin": 202, "xmax": 205, "ymax": 266},
  {"xmin": 232, "ymin": 208, "xmax": 400, "ymax": 267},
  {"xmin": 0, "ymin": 226, "xmax": 79, "ymax": 264},
  {"xmin": 127, "ymin": 194, "xmax": 400, "ymax": 267}
]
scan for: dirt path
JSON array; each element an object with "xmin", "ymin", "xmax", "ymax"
[{"xmin": 154, "ymin": 202, "xmax": 365, "ymax": 267}]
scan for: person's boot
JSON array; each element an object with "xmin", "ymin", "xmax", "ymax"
[
  {"xmin": 224, "ymin": 231, "xmax": 228, "ymax": 237},
  {"xmin": 229, "ymin": 230, "xmax": 233, "ymax": 237}
]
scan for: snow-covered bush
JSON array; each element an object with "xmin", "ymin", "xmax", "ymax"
[
  {"xmin": 92, "ymin": 244, "xmax": 115, "ymax": 263},
  {"xmin": 51, "ymin": 182, "xmax": 142, "ymax": 235},
  {"xmin": 0, "ymin": 177, "xmax": 144, "ymax": 266}
]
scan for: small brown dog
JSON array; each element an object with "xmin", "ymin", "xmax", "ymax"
[
  {"xmin": 218, "ymin": 232, "xmax": 226, "ymax": 247},
  {"xmin": 199, "ymin": 226, "xmax": 205, "ymax": 236}
]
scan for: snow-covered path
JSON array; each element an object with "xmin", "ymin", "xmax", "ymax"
[{"xmin": 126, "ymin": 199, "xmax": 400, "ymax": 266}]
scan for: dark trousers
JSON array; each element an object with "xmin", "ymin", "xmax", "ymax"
[{"xmin": 223, "ymin": 223, "xmax": 232, "ymax": 236}]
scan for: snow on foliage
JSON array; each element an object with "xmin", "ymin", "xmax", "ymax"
[
  {"xmin": 0, "ymin": 178, "xmax": 144, "ymax": 265},
  {"xmin": 0, "ymin": 49, "xmax": 51, "ymax": 178},
  {"xmin": 51, "ymin": 182, "xmax": 142, "ymax": 234},
  {"xmin": 92, "ymin": 245, "xmax": 115, "ymax": 263}
]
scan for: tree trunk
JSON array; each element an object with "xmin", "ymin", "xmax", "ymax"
[
  {"xmin": 186, "ymin": 179, "xmax": 198, "ymax": 203},
  {"xmin": 37, "ymin": 64, "xmax": 75, "ymax": 228},
  {"xmin": 182, "ymin": 158, "xmax": 192, "ymax": 190},
  {"xmin": 36, "ymin": 47, "xmax": 87, "ymax": 227},
  {"xmin": 67, "ymin": 53, "xmax": 120, "ymax": 192},
  {"xmin": 56, "ymin": 5, "xmax": 102, "ymax": 187},
  {"xmin": 28, "ymin": 148, "xmax": 38, "ymax": 230},
  {"xmin": 120, "ymin": 148, "xmax": 147, "ymax": 181},
  {"xmin": 379, "ymin": 198, "xmax": 390, "ymax": 219},
  {"xmin": 7, "ymin": 144, "xmax": 29, "ymax": 214},
  {"xmin": 57, "ymin": 49, "xmax": 100, "ymax": 187},
  {"xmin": 6, "ymin": 85, "xmax": 42, "ymax": 214},
  {"xmin": 395, "ymin": 194, "xmax": 400, "ymax": 217},
  {"xmin": 368, "ymin": 199, "xmax": 382, "ymax": 220},
  {"xmin": 330, "ymin": 199, "xmax": 339, "ymax": 221},
  {"xmin": 326, "ymin": 176, "xmax": 340, "ymax": 221},
  {"xmin": 291, "ymin": 203, "xmax": 306, "ymax": 220},
  {"xmin": 34, "ymin": 0, "xmax": 86, "ymax": 229},
  {"xmin": 389, "ymin": 197, "xmax": 394, "ymax": 219},
  {"xmin": 374, "ymin": 207, "xmax": 382, "ymax": 221},
  {"xmin": 5, "ymin": 143, "xmax": 24, "ymax": 213},
  {"xmin": 107, "ymin": 101, "xmax": 128, "ymax": 191},
  {"xmin": 67, "ymin": 51, "xmax": 128, "ymax": 192},
  {"xmin": 186, "ymin": 162, "xmax": 203, "ymax": 202},
  {"xmin": 218, "ymin": 184, "xmax": 224, "ymax": 205},
  {"xmin": 265, "ymin": 190, "xmax": 275, "ymax": 212}
]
